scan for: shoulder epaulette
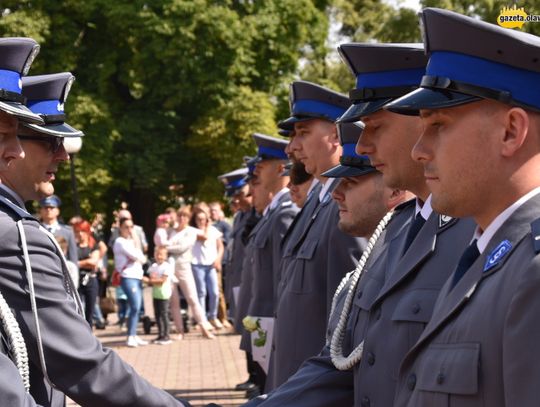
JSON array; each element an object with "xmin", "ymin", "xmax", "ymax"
[
  {"xmin": 531, "ymin": 218, "xmax": 540, "ymax": 254},
  {"xmin": 0, "ymin": 196, "xmax": 35, "ymax": 221}
]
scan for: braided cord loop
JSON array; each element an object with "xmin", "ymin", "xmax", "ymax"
[
  {"xmin": 330, "ymin": 211, "xmax": 394, "ymax": 371},
  {"xmin": 0, "ymin": 290, "xmax": 30, "ymax": 391}
]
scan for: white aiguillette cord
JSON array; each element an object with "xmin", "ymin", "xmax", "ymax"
[
  {"xmin": 330, "ymin": 211, "xmax": 394, "ymax": 371},
  {"xmin": 0, "ymin": 289, "xmax": 30, "ymax": 391},
  {"xmin": 17, "ymin": 220, "xmax": 57, "ymax": 389}
]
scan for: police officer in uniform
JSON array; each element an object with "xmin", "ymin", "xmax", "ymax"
[
  {"xmin": 37, "ymin": 194, "xmax": 78, "ymax": 265},
  {"xmin": 385, "ymin": 9, "xmax": 540, "ymax": 406},
  {"xmin": 269, "ymin": 81, "xmax": 367, "ymax": 390},
  {"xmin": 235, "ymin": 159, "xmax": 270, "ymax": 397},
  {"xmin": 217, "ymin": 166, "xmax": 250, "ymax": 320},
  {"xmin": 0, "ymin": 69, "xmax": 189, "ymax": 405},
  {"xmin": 245, "ymin": 134, "xmax": 298, "ymax": 391},
  {"xmin": 245, "ymin": 42, "xmax": 476, "ymax": 407},
  {"xmin": 0, "ymin": 36, "xmax": 45, "ymax": 407}
]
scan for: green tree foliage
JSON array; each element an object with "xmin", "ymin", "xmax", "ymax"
[{"xmin": 0, "ymin": 0, "xmax": 328, "ymax": 226}]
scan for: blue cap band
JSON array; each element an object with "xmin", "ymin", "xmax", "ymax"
[
  {"xmin": 26, "ymin": 99, "xmax": 64, "ymax": 116},
  {"xmin": 228, "ymin": 178, "xmax": 247, "ymax": 188},
  {"xmin": 292, "ymin": 99, "xmax": 346, "ymax": 121},
  {"xmin": 356, "ymin": 68, "xmax": 425, "ymax": 89},
  {"xmin": 258, "ymin": 146, "xmax": 288, "ymax": 160},
  {"xmin": 342, "ymin": 143, "xmax": 360, "ymax": 158},
  {"xmin": 0, "ymin": 69, "xmax": 22, "ymax": 94},
  {"xmin": 427, "ymin": 51, "xmax": 540, "ymax": 110}
]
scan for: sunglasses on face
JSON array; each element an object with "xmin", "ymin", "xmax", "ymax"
[{"xmin": 18, "ymin": 135, "xmax": 64, "ymax": 154}]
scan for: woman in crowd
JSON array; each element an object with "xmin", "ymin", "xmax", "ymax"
[
  {"xmin": 73, "ymin": 220, "xmax": 101, "ymax": 328},
  {"xmin": 168, "ymin": 206, "xmax": 215, "ymax": 339},
  {"xmin": 113, "ymin": 217, "xmax": 148, "ymax": 347},
  {"xmin": 190, "ymin": 206, "xmax": 224, "ymax": 330}
]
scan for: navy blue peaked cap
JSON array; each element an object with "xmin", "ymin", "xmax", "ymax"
[
  {"xmin": 337, "ymin": 43, "xmax": 427, "ymax": 122},
  {"xmin": 21, "ymin": 72, "xmax": 83, "ymax": 137},
  {"xmin": 386, "ymin": 8, "xmax": 540, "ymax": 114},
  {"xmin": 252, "ymin": 133, "xmax": 288, "ymax": 161},
  {"xmin": 218, "ymin": 167, "xmax": 249, "ymax": 197},
  {"xmin": 322, "ymin": 121, "xmax": 377, "ymax": 178},
  {"xmin": 38, "ymin": 194, "xmax": 61, "ymax": 208},
  {"xmin": 278, "ymin": 81, "xmax": 350, "ymax": 130},
  {"xmin": 0, "ymin": 38, "xmax": 43, "ymax": 124},
  {"xmin": 243, "ymin": 155, "xmax": 258, "ymax": 182}
]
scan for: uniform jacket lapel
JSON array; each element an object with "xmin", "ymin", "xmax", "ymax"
[
  {"xmin": 291, "ymin": 180, "xmax": 336, "ymax": 253},
  {"xmin": 282, "ymin": 183, "xmax": 321, "ymax": 251},
  {"xmin": 374, "ymin": 212, "xmax": 460, "ymax": 304},
  {"xmin": 412, "ymin": 194, "xmax": 540, "ymax": 351}
]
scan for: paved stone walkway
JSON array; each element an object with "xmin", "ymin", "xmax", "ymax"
[{"xmin": 68, "ymin": 323, "xmax": 249, "ymax": 407}]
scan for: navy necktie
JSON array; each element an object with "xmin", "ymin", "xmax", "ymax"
[
  {"xmin": 450, "ymin": 239, "xmax": 480, "ymax": 289},
  {"xmin": 402, "ymin": 214, "xmax": 426, "ymax": 255}
]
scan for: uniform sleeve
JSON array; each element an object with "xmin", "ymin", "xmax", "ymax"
[
  {"xmin": 244, "ymin": 347, "xmax": 354, "ymax": 407},
  {"xmin": 0, "ymin": 218, "xmax": 185, "ymax": 406},
  {"xmin": 503, "ymin": 256, "xmax": 540, "ymax": 405},
  {"xmin": 0, "ymin": 352, "xmax": 42, "ymax": 407},
  {"xmin": 272, "ymin": 207, "xmax": 298, "ymax": 291}
]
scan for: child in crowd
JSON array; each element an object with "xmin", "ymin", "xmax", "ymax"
[
  {"xmin": 148, "ymin": 246, "xmax": 173, "ymax": 345},
  {"xmin": 153, "ymin": 213, "xmax": 171, "ymax": 247}
]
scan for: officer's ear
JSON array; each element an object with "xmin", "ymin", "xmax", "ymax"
[
  {"xmin": 328, "ymin": 124, "xmax": 339, "ymax": 147},
  {"xmin": 500, "ymin": 106, "xmax": 529, "ymax": 158},
  {"xmin": 386, "ymin": 189, "xmax": 409, "ymax": 211}
]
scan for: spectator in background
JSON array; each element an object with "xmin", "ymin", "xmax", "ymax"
[
  {"xmin": 71, "ymin": 215, "xmax": 108, "ymax": 329},
  {"xmin": 209, "ymin": 202, "xmax": 232, "ymax": 247},
  {"xmin": 38, "ymin": 195, "xmax": 78, "ymax": 264},
  {"xmin": 148, "ymin": 246, "xmax": 173, "ymax": 345},
  {"xmin": 153, "ymin": 213, "xmax": 171, "ymax": 247},
  {"xmin": 165, "ymin": 206, "xmax": 179, "ymax": 229},
  {"xmin": 73, "ymin": 220, "xmax": 101, "ymax": 328},
  {"xmin": 190, "ymin": 207, "xmax": 224, "ymax": 330},
  {"xmin": 113, "ymin": 217, "xmax": 148, "ymax": 347},
  {"xmin": 108, "ymin": 209, "xmax": 148, "ymax": 257},
  {"xmin": 168, "ymin": 206, "xmax": 215, "ymax": 340},
  {"xmin": 209, "ymin": 201, "xmax": 233, "ymax": 329}
]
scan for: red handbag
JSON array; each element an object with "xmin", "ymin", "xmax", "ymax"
[{"xmin": 111, "ymin": 269, "xmax": 122, "ymax": 287}]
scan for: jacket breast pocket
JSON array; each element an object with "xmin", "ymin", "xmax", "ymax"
[
  {"xmin": 391, "ymin": 288, "xmax": 440, "ymax": 323},
  {"xmin": 416, "ymin": 342, "xmax": 480, "ymax": 396},
  {"xmin": 288, "ymin": 238, "xmax": 318, "ymax": 294},
  {"xmin": 353, "ymin": 273, "xmax": 385, "ymax": 312},
  {"xmin": 253, "ymin": 233, "xmax": 269, "ymax": 249}
]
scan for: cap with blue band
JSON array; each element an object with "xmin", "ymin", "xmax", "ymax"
[
  {"xmin": 0, "ymin": 38, "xmax": 43, "ymax": 124},
  {"xmin": 337, "ymin": 43, "xmax": 428, "ymax": 122},
  {"xmin": 21, "ymin": 72, "xmax": 83, "ymax": 137},
  {"xmin": 252, "ymin": 133, "xmax": 289, "ymax": 162},
  {"xmin": 385, "ymin": 8, "xmax": 540, "ymax": 114},
  {"xmin": 218, "ymin": 167, "xmax": 249, "ymax": 197},
  {"xmin": 278, "ymin": 81, "xmax": 350, "ymax": 130},
  {"xmin": 322, "ymin": 121, "xmax": 377, "ymax": 178}
]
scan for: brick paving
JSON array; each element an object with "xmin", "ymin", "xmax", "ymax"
[{"xmin": 67, "ymin": 317, "xmax": 249, "ymax": 406}]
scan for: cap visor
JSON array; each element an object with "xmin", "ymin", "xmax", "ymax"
[
  {"xmin": 385, "ymin": 88, "xmax": 481, "ymax": 115},
  {"xmin": 0, "ymin": 101, "xmax": 44, "ymax": 124},
  {"xmin": 278, "ymin": 116, "xmax": 313, "ymax": 130},
  {"xmin": 322, "ymin": 164, "xmax": 377, "ymax": 178},
  {"xmin": 338, "ymin": 99, "xmax": 391, "ymax": 123},
  {"xmin": 22, "ymin": 121, "xmax": 84, "ymax": 137}
]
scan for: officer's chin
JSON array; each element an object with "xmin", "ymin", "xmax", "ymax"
[{"xmin": 36, "ymin": 182, "xmax": 56, "ymax": 201}]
